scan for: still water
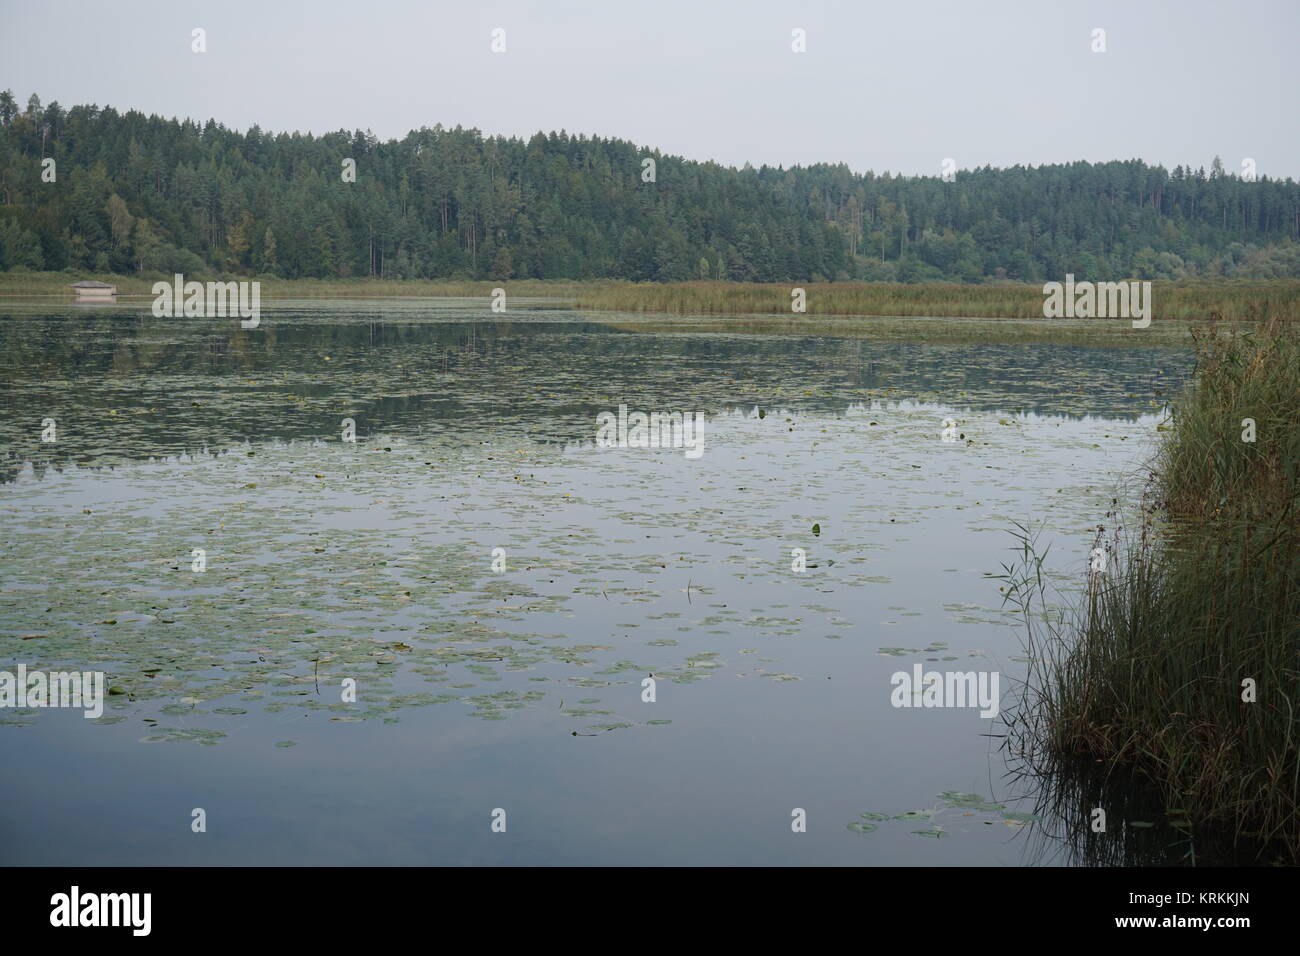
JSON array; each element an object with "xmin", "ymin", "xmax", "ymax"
[{"xmin": 0, "ymin": 300, "xmax": 1191, "ymax": 865}]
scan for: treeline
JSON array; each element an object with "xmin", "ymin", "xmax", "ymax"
[{"xmin": 2, "ymin": 90, "xmax": 1299, "ymax": 283}]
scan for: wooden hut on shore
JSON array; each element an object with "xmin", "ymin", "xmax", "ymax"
[{"xmin": 70, "ymin": 280, "xmax": 117, "ymax": 300}]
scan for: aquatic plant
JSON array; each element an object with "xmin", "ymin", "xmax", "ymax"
[{"xmin": 1002, "ymin": 309, "xmax": 1300, "ymax": 863}]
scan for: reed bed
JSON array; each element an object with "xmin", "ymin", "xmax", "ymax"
[
  {"xmin": 1004, "ymin": 308, "xmax": 1300, "ymax": 862},
  {"xmin": 575, "ymin": 279, "xmax": 1300, "ymax": 322},
  {"xmin": 4, "ymin": 272, "xmax": 1298, "ymax": 322}
]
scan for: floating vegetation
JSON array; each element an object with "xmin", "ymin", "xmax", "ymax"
[
  {"xmin": 848, "ymin": 792, "xmax": 1040, "ymax": 838},
  {"xmin": 1, "ymin": 308, "xmax": 1182, "ymax": 771},
  {"xmin": 139, "ymin": 728, "xmax": 226, "ymax": 746}
]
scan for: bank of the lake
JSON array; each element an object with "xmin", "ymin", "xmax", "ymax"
[
  {"xmin": 574, "ymin": 279, "xmax": 1300, "ymax": 322},
  {"xmin": 0, "ymin": 271, "xmax": 599, "ymax": 301},
  {"xmin": 1008, "ymin": 311, "xmax": 1300, "ymax": 863},
  {"xmin": 3, "ymin": 271, "xmax": 1298, "ymax": 325}
]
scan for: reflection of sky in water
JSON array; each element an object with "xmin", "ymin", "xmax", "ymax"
[{"xmin": 0, "ymin": 305, "xmax": 1190, "ymax": 864}]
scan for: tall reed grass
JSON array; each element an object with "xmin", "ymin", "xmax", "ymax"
[
  {"xmin": 575, "ymin": 279, "xmax": 1300, "ymax": 322},
  {"xmin": 5, "ymin": 271, "xmax": 1297, "ymax": 322},
  {"xmin": 1003, "ymin": 309, "xmax": 1300, "ymax": 862}
]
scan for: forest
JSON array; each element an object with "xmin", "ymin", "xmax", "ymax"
[{"xmin": 2, "ymin": 90, "xmax": 1299, "ymax": 283}]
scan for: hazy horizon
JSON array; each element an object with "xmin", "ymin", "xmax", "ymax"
[{"xmin": 3, "ymin": 0, "xmax": 1296, "ymax": 180}]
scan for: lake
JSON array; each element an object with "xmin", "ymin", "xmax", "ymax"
[{"xmin": 0, "ymin": 299, "xmax": 1192, "ymax": 865}]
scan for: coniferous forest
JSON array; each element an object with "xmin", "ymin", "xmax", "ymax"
[{"xmin": 2, "ymin": 90, "xmax": 1299, "ymax": 284}]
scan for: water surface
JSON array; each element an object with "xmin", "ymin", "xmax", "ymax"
[{"xmin": 0, "ymin": 301, "xmax": 1192, "ymax": 865}]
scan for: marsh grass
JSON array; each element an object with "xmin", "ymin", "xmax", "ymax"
[
  {"xmin": 1001, "ymin": 309, "xmax": 1300, "ymax": 863},
  {"xmin": 4, "ymin": 271, "xmax": 1297, "ymax": 324},
  {"xmin": 575, "ymin": 279, "xmax": 1300, "ymax": 322}
]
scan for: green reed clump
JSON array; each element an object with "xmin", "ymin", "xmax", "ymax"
[{"xmin": 1005, "ymin": 310, "xmax": 1300, "ymax": 861}]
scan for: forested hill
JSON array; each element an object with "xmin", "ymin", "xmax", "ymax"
[{"xmin": 2, "ymin": 91, "xmax": 1299, "ymax": 283}]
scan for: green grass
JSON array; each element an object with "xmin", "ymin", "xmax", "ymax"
[{"xmin": 1004, "ymin": 308, "xmax": 1300, "ymax": 863}]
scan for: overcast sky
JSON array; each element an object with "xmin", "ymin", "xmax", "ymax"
[{"xmin": 4, "ymin": 0, "xmax": 1295, "ymax": 179}]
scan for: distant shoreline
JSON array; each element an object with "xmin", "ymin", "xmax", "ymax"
[{"xmin": 1, "ymin": 272, "xmax": 1295, "ymax": 323}]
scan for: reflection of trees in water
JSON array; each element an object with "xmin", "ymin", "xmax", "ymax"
[{"xmin": 0, "ymin": 314, "xmax": 1193, "ymax": 482}]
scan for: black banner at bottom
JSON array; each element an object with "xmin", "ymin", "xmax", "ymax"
[{"xmin": 4, "ymin": 864, "xmax": 1279, "ymax": 940}]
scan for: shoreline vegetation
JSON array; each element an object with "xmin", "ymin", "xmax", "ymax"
[
  {"xmin": 2, "ymin": 271, "xmax": 1297, "ymax": 322},
  {"xmin": 574, "ymin": 279, "xmax": 1299, "ymax": 322},
  {"xmin": 0, "ymin": 272, "xmax": 603, "ymax": 301},
  {"xmin": 1005, "ymin": 308, "xmax": 1299, "ymax": 864}
]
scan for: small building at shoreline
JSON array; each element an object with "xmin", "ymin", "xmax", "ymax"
[{"xmin": 70, "ymin": 280, "xmax": 117, "ymax": 300}]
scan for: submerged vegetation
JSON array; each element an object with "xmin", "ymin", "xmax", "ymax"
[{"xmin": 1004, "ymin": 308, "xmax": 1300, "ymax": 863}]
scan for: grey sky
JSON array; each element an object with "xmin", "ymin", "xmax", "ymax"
[{"xmin": 4, "ymin": 0, "xmax": 1295, "ymax": 179}]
